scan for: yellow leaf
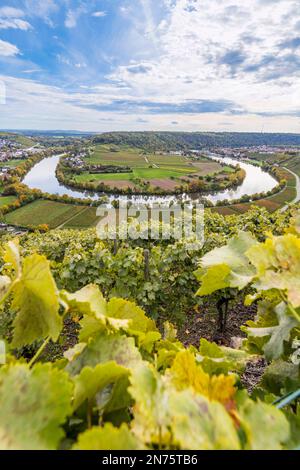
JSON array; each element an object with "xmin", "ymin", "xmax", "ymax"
[{"xmin": 169, "ymin": 350, "xmax": 236, "ymax": 407}]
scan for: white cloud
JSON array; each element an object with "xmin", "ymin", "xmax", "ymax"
[
  {"xmin": 108, "ymin": 0, "xmax": 300, "ymax": 122},
  {"xmin": 1, "ymin": 74, "xmax": 300, "ymax": 132},
  {"xmin": 0, "ymin": 4, "xmax": 31, "ymax": 30},
  {"xmin": 92, "ymin": 11, "xmax": 107, "ymax": 18},
  {"xmin": 0, "ymin": 18, "xmax": 32, "ymax": 30},
  {"xmin": 24, "ymin": 0, "xmax": 58, "ymax": 25},
  {"xmin": 0, "ymin": 39, "xmax": 19, "ymax": 57},
  {"xmin": 65, "ymin": 10, "xmax": 77, "ymax": 28},
  {"xmin": 1, "ymin": 0, "xmax": 300, "ymax": 132},
  {"xmin": 0, "ymin": 7, "xmax": 24, "ymax": 18},
  {"xmin": 65, "ymin": 5, "xmax": 87, "ymax": 28}
]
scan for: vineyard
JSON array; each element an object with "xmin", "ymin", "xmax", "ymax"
[{"xmin": 0, "ymin": 206, "xmax": 299, "ymax": 450}]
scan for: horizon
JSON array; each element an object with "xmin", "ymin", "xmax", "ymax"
[
  {"xmin": 2, "ymin": 129, "xmax": 300, "ymax": 136},
  {"xmin": 0, "ymin": 1, "xmax": 300, "ymax": 133}
]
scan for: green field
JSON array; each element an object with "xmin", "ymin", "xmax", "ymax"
[
  {"xmin": 0, "ymin": 132, "xmax": 33, "ymax": 148},
  {"xmin": 1, "ymin": 159, "xmax": 25, "ymax": 168},
  {"xmin": 0, "ymin": 196, "xmax": 18, "ymax": 207},
  {"xmin": 62, "ymin": 207, "xmax": 100, "ymax": 228},
  {"xmin": 73, "ymin": 145, "xmax": 224, "ymax": 189},
  {"xmin": 5, "ymin": 200, "xmax": 88, "ymax": 229}
]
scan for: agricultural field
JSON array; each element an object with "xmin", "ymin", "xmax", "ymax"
[
  {"xmin": 0, "ymin": 195, "xmax": 18, "ymax": 207},
  {"xmin": 62, "ymin": 206, "xmax": 100, "ymax": 229},
  {"xmin": 1, "ymin": 159, "xmax": 25, "ymax": 168},
  {"xmin": 74, "ymin": 145, "xmax": 227, "ymax": 191},
  {"xmin": 213, "ymin": 168, "xmax": 297, "ymax": 215},
  {"xmin": 4, "ymin": 200, "xmax": 88, "ymax": 229}
]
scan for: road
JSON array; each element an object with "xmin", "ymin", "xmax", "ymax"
[{"xmin": 280, "ymin": 167, "xmax": 300, "ymax": 212}]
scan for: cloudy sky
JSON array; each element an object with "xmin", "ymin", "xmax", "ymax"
[{"xmin": 0, "ymin": 0, "xmax": 299, "ymax": 132}]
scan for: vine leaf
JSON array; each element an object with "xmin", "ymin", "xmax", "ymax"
[
  {"xmin": 247, "ymin": 234, "xmax": 300, "ymax": 308},
  {"xmin": 73, "ymin": 423, "xmax": 141, "ymax": 450},
  {"xmin": 129, "ymin": 362, "xmax": 240, "ymax": 449},
  {"xmin": 196, "ymin": 264, "xmax": 231, "ymax": 296},
  {"xmin": 72, "ymin": 361, "xmax": 128, "ymax": 410},
  {"xmin": 66, "ymin": 331, "xmax": 142, "ymax": 376},
  {"xmin": 198, "ymin": 232, "xmax": 256, "ymax": 292},
  {"xmin": 245, "ymin": 302, "xmax": 298, "ymax": 360},
  {"xmin": 238, "ymin": 396, "xmax": 290, "ymax": 450},
  {"xmin": 107, "ymin": 297, "xmax": 157, "ymax": 334},
  {"xmin": 11, "ymin": 254, "xmax": 62, "ymax": 348},
  {"xmin": 169, "ymin": 390, "xmax": 241, "ymax": 450},
  {"xmin": 168, "ymin": 350, "xmax": 236, "ymax": 408},
  {"xmin": 61, "ymin": 284, "xmax": 106, "ymax": 318},
  {"xmin": 0, "ymin": 275, "xmax": 11, "ymax": 303},
  {"xmin": 129, "ymin": 362, "xmax": 171, "ymax": 446},
  {"xmin": 0, "ymin": 364, "xmax": 73, "ymax": 450},
  {"xmin": 3, "ymin": 239, "xmax": 21, "ymax": 278}
]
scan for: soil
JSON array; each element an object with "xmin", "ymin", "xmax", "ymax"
[
  {"xmin": 177, "ymin": 299, "xmax": 267, "ymax": 393},
  {"xmin": 42, "ymin": 316, "xmax": 79, "ymax": 362},
  {"xmin": 241, "ymin": 357, "xmax": 267, "ymax": 393},
  {"xmin": 177, "ymin": 299, "xmax": 257, "ymax": 348}
]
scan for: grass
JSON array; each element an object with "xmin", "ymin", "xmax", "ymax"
[
  {"xmin": 5, "ymin": 200, "xmax": 87, "ymax": 229},
  {"xmin": 75, "ymin": 172, "xmax": 134, "ymax": 182},
  {"xmin": 85, "ymin": 145, "xmax": 145, "ymax": 167},
  {"xmin": 62, "ymin": 207, "xmax": 99, "ymax": 228},
  {"xmin": 0, "ymin": 196, "xmax": 18, "ymax": 207},
  {"xmin": 0, "ymin": 159, "xmax": 25, "ymax": 168},
  {"xmin": 75, "ymin": 167, "xmax": 194, "ymax": 184},
  {"xmin": 213, "ymin": 170, "xmax": 297, "ymax": 215},
  {"xmin": 71, "ymin": 145, "xmax": 234, "ymax": 191}
]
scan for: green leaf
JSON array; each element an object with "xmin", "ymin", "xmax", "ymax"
[
  {"xmin": 107, "ymin": 297, "xmax": 157, "ymax": 334},
  {"xmin": 245, "ymin": 303, "xmax": 298, "ymax": 360},
  {"xmin": 238, "ymin": 396, "xmax": 290, "ymax": 450},
  {"xmin": 0, "ymin": 364, "xmax": 73, "ymax": 450},
  {"xmin": 66, "ymin": 331, "xmax": 142, "ymax": 376},
  {"xmin": 260, "ymin": 359, "xmax": 300, "ymax": 395},
  {"xmin": 129, "ymin": 362, "xmax": 241, "ymax": 450},
  {"xmin": 247, "ymin": 234, "xmax": 300, "ymax": 308},
  {"xmin": 199, "ymin": 232, "xmax": 256, "ymax": 291},
  {"xmin": 169, "ymin": 390, "xmax": 241, "ymax": 450},
  {"xmin": 61, "ymin": 284, "xmax": 106, "ymax": 319},
  {"xmin": 129, "ymin": 362, "xmax": 171, "ymax": 446},
  {"xmin": 283, "ymin": 405, "xmax": 300, "ymax": 449},
  {"xmin": 63, "ymin": 285, "xmax": 156, "ymax": 335},
  {"xmin": 197, "ymin": 339, "xmax": 249, "ymax": 374},
  {"xmin": 73, "ymin": 423, "xmax": 141, "ymax": 450},
  {"xmin": 0, "ymin": 275, "xmax": 11, "ymax": 303},
  {"xmin": 72, "ymin": 361, "xmax": 128, "ymax": 410},
  {"xmin": 11, "ymin": 254, "xmax": 62, "ymax": 348},
  {"xmin": 3, "ymin": 239, "xmax": 21, "ymax": 278},
  {"xmin": 78, "ymin": 315, "xmax": 104, "ymax": 342},
  {"xmin": 196, "ymin": 264, "xmax": 231, "ymax": 296}
]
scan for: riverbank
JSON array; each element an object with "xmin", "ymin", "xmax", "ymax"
[{"xmin": 1, "ymin": 150, "xmax": 292, "ymax": 230}]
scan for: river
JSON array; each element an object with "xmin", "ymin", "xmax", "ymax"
[{"xmin": 22, "ymin": 153, "xmax": 278, "ymax": 206}]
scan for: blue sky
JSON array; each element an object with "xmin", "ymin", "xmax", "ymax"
[{"xmin": 0, "ymin": 0, "xmax": 299, "ymax": 132}]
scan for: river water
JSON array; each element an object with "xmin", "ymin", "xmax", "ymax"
[{"xmin": 22, "ymin": 153, "xmax": 277, "ymax": 206}]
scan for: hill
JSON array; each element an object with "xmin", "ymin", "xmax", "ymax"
[{"xmin": 93, "ymin": 131, "xmax": 300, "ymax": 151}]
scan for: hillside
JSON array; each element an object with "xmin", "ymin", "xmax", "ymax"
[{"xmin": 93, "ymin": 131, "xmax": 300, "ymax": 151}]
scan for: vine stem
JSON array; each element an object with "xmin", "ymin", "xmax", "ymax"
[{"xmin": 28, "ymin": 336, "xmax": 51, "ymax": 368}]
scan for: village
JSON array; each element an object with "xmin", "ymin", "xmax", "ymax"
[
  {"xmin": 0, "ymin": 137, "xmax": 42, "ymax": 175},
  {"xmin": 214, "ymin": 145, "xmax": 300, "ymax": 159}
]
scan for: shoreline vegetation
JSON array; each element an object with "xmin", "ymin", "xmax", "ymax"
[
  {"xmin": 0, "ymin": 132, "xmax": 298, "ymax": 230},
  {"xmin": 56, "ymin": 154, "xmax": 246, "ymax": 196}
]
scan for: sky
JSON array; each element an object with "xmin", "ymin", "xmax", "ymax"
[{"xmin": 0, "ymin": 0, "xmax": 300, "ymax": 133}]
